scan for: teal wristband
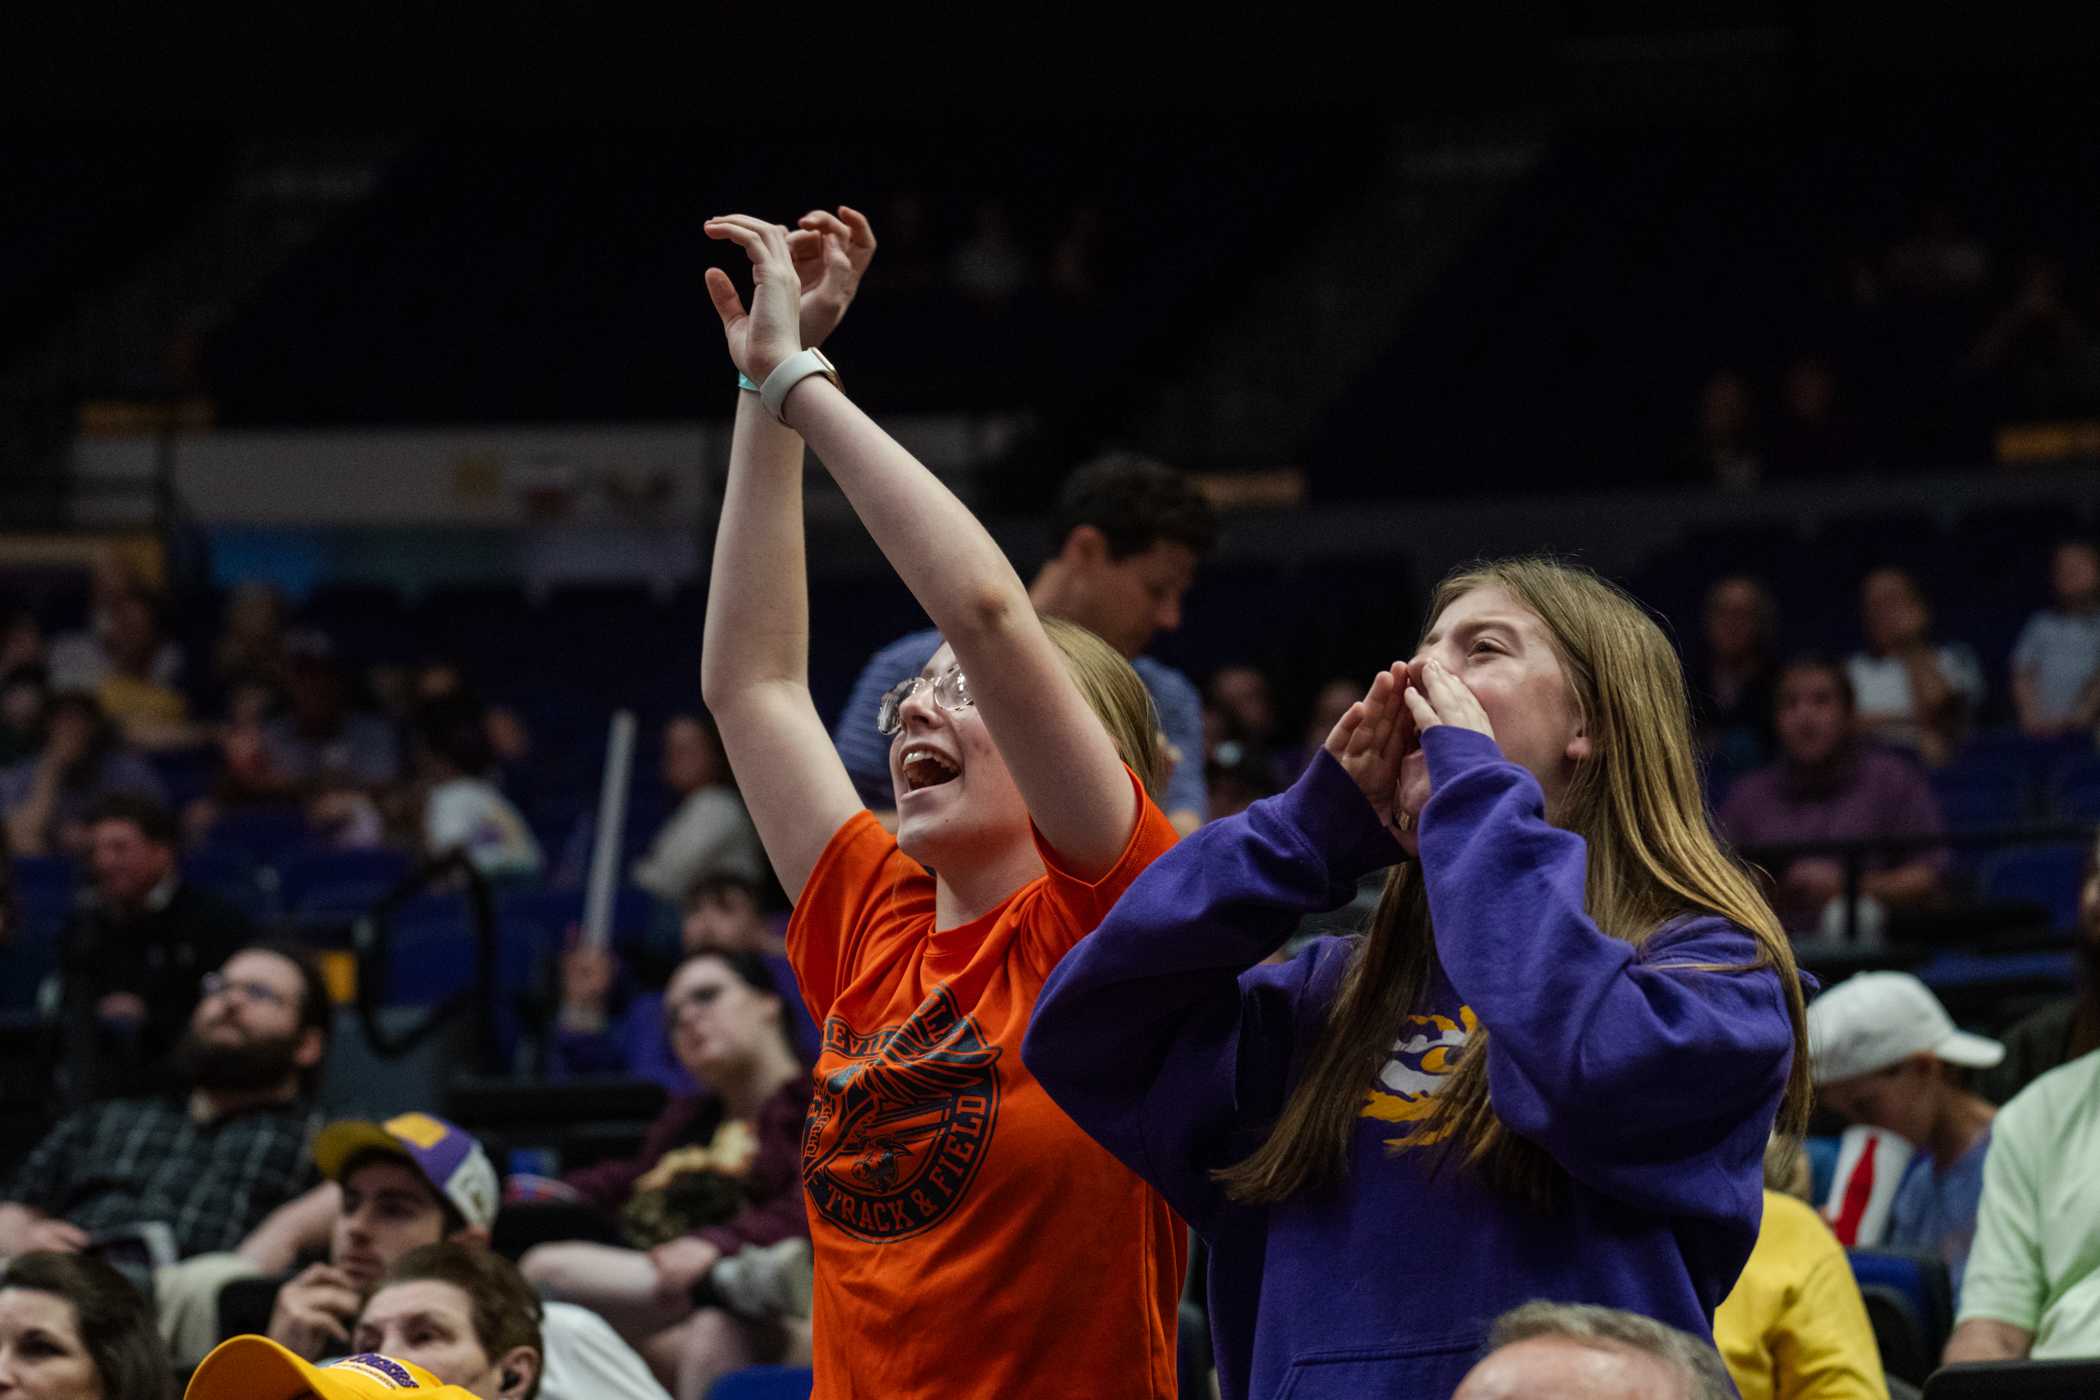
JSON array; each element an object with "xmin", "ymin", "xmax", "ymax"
[{"xmin": 737, "ymin": 372, "xmax": 761, "ymax": 393}]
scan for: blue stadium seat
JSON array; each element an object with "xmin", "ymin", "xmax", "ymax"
[
  {"xmin": 2049, "ymin": 755, "xmax": 2100, "ymax": 823},
  {"xmin": 707, "ymin": 1367, "xmax": 812, "ymax": 1400},
  {"xmin": 1806, "ymin": 1135, "xmax": 1840, "ymax": 1206},
  {"xmin": 147, "ymin": 744, "xmax": 220, "ymax": 809},
  {"xmin": 1976, "ymin": 845, "xmax": 2090, "ymax": 930},
  {"xmin": 279, "ymin": 848, "xmax": 412, "ymax": 911},
  {"xmin": 204, "ymin": 805, "xmax": 310, "ymax": 863},
  {"xmin": 1928, "ymin": 764, "xmax": 2026, "ymax": 832},
  {"xmin": 10, "ymin": 856, "xmax": 76, "ymax": 905},
  {"xmin": 1848, "ymin": 1248, "xmax": 1952, "ymax": 1384}
]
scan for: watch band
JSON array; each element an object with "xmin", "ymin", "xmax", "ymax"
[{"xmin": 759, "ymin": 348, "xmax": 840, "ymax": 424}]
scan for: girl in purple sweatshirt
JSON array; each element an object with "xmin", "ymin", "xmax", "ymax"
[{"xmin": 1026, "ymin": 558, "xmax": 1813, "ymax": 1399}]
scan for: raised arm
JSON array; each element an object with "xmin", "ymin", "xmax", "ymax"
[
  {"xmin": 697, "ymin": 216, "xmax": 869, "ymax": 901},
  {"xmin": 711, "ymin": 212, "xmax": 1136, "ymax": 878}
]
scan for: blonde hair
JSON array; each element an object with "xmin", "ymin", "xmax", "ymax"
[
  {"xmin": 1040, "ymin": 615, "xmax": 1166, "ymax": 803},
  {"xmin": 1216, "ymin": 557, "xmax": 1811, "ymax": 1205}
]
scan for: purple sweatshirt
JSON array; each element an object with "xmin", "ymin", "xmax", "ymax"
[{"xmin": 1025, "ymin": 727, "xmax": 1793, "ymax": 1399}]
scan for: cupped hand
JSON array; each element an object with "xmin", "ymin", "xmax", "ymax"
[
  {"xmin": 790, "ymin": 205, "xmax": 876, "ymax": 350},
  {"xmin": 1323, "ymin": 663, "xmax": 1412, "ymax": 831},
  {"xmin": 1401, "ymin": 657, "xmax": 1495, "ymax": 741},
  {"xmin": 703, "ymin": 215, "xmax": 804, "ymax": 385},
  {"xmin": 268, "ymin": 1263, "xmax": 361, "ymax": 1358}
]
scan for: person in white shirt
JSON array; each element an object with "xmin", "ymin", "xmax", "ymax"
[
  {"xmin": 1845, "ymin": 568, "xmax": 1984, "ymax": 767},
  {"xmin": 417, "ymin": 695, "xmax": 542, "ymax": 884},
  {"xmin": 632, "ymin": 714, "xmax": 768, "ymax": 905}
]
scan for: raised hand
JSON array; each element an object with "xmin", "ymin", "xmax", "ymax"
[
  {"xmin": 1401, "ymin": 657, "xmax": 1496, "ymax": 740},
  {"xmin": 790, "ymin": 205, "xmax": 876, "ymax": 350},
  {"xmin": 1323, "ymin": 663, "xmax": 1412, "ymax": 831},
  {"xmin": 703, "ymin": 215, "xmax": 804, "ymax": 384}
]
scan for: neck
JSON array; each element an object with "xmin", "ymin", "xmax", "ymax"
[
  {"xmin": 1927, "ymin": 1090, "xmax": 1995, "ymax": 1170},
  {"xmin": 710, "ymin": 1042, "xmax": 802, "ymax": 1121},
  {"xmin": 191, "ymin": 1079, "xmax": 298, "ymax": 1124},
  {"xmin": 932, "ymin": 841, "xmax": 1046, "ymax": 929},
  {"xmin": 1025, "ymin": 565, "xmax": 1077, "ymax": 626}
]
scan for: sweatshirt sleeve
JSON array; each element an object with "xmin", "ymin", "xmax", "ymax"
[
  {"xmin": 1416, "ymin": 726, "xmax": 1797, "ymax": 1220},
  {"xmin": 1024, "ymin": 752, "xmax": 1400, "ymax": 1231}
]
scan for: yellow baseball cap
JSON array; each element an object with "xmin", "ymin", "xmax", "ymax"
[{"xmin": 185, "ymin": 1335, "xmax": 483, "ymax": 1399}]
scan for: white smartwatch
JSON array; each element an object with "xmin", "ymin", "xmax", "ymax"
[{"xmin": 759, "ymin": 347, "xmax": 841, "ymax": 424}]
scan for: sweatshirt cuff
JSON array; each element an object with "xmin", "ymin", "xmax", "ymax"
[
  {"xmin": 1278, "ymin": 750, "xmax": 1406, "ymax": 883},
  {"xmin": 1422, "ymin": 725, "xmax": 1507, "ymax": 788}
]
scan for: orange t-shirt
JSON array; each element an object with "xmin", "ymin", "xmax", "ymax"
[{"xmin": 787, "ymin": 772, "xmax": 1185, "ymax": 1399}]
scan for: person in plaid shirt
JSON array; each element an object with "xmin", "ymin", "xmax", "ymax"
[{"xmin": 0, "ymin": 942, "xmax": 331, "ymax": 1260}]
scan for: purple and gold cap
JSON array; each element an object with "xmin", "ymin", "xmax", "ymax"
[
  {"xmin": 186, "ymin": 1335, "xmax": 481, "ymax": 1398},
  {"xmin": 313, "ymin": 1111, "xmax": 500, "ymax": 1232}
]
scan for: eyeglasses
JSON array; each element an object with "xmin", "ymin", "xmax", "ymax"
[
  {"xmin": 199, "ymin": 972, "xmax": 290, "ymax": 1009},
  {"xmin": 666, "ymin": 983, "xmax": 726, "ymax": 1024},
  {"xmin": 876, "ymin": 665, "xmax": 972, "ymax": 736}
]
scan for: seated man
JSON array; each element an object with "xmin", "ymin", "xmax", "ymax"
[
  {"xmin": 354, "ymin": 1243, "xmax": 544, "ymax": 1400},
  {"xmin": 60, "ymin": 792, "xmax": 256, "ymax": 1095},
  {"xmin": 156, "ymin": 1111, "xmax": 667, "ymax": 1400},
  {"xmin": 1943, "ymin": 1046, "xmax": 2100, "ymax": 1363},
  {"xmin": 1810, "ymin": 971, "xmax": 2002, "ymax": 1297},
  {"xmin": 829, "ymin": 450, "xmax": 1217, "ymax": 833},
  {"xmin": 1451, "ymin": 1300, "xmax": 1736, "ymax": 1399},
  {"xmin": 1717, "ymin": 655, "xmax": 1946, "ymax": 937},
  {"xmin": 0, "ymin": 942, "xmax": 328, "ymax": 1261}
]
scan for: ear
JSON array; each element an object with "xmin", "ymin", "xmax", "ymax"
[
  {"xmin": 1060, "ymin": 523, "xmax": 1110, "ymax": 568},
  {"xmin": 495, "ymin": 1345, "xmax": 539, "ymax": 1399},
  {"xmin": 448, "ymin": 1222, "xmax": 492, "ymax": 1248},
  {"xmin": 293, "ymin": 1026, "xmax": 326, "ymax": 1071},
  {"xmin": 1565, "ymin": 710, "xmax": 1591, "ymax": 763}
]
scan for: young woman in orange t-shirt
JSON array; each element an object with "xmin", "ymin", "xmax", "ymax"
[{"xmin": 696, "ymin": 210, "xmax": 1185, "ymax": 1398}]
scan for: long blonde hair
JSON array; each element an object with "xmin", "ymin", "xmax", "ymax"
[
  {"xmin": 1215, "ymin": 557, "xmax": 1811, "ymax": 1205},
  {"xmin": 1040, "ymin": 614, "xmax": 1167, "ymax": 803}
]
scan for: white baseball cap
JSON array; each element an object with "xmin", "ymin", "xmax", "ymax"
[{"xmin": 1807, "ymin": 971, "xmax": 2006, "ymax": 1086}]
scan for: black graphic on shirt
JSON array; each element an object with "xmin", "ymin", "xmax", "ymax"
[{"xmin": 802, "ymin": 984, "xmax": 1002, "ymax": 1242}]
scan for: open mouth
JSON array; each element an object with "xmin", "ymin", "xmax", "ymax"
[{"xmin": 900, "ymin": 747, "xmax": 961, "ymax": 793}]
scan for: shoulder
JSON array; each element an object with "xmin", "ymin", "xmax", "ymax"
[{"xmin": 2001, "ymin": 1049, "xmax": 2100, "ymax": 1136}]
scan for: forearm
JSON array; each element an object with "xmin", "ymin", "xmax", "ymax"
[
  {"xmin": 785, "ymin": 380, "xmax": 1032, "ymax": 652},
  {"xmin": 1862, "ymin": 861, "xmax": 1941, "ymax": 907},
  {"xmin": 1943, "ymin": 1317, "xmax": 2032, "ymax": 1363},
  {"xmin": 5, "ymin": 773, "xmax": 58, "ymax": 855},
  {"xmin": 237, "ymin": 1182, "xmax": 339, "ymax": 1272},
  {"xmin": 1903, "ymin": 649, "xmax": 1958, "ymax": 719},
  {"xmin": 700, "ymin": 393, "xmax": 814, "ymax": 707},
  {"xmin": 2011, "ymin": 671, "xmax": 2051, "ymax": 733}
]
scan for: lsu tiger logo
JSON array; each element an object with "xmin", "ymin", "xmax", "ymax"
[{"xmin": 1360, "ymin": 1004, "xmax": 1477, "ymax": 1147}]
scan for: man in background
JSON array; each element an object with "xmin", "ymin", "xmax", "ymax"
[{"xmin": 831, "ymin": 452, "xmax": 1217, "ymax": 833}]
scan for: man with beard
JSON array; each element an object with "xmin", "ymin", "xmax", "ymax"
[{"xmin": 0, "ymin": 943, "xmax": 329, "ymax": 1263}]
